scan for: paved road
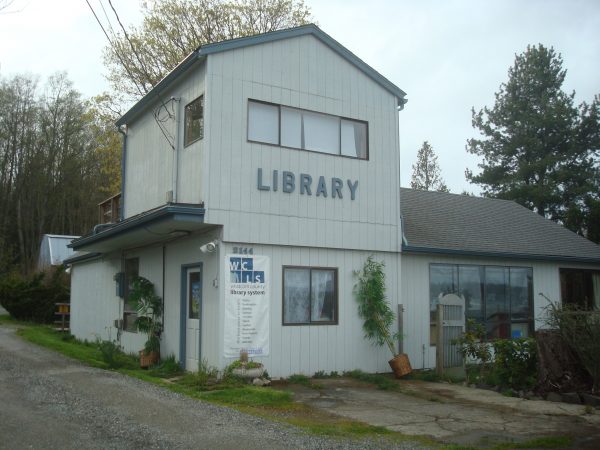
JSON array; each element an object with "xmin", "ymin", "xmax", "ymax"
[{"xmin": 0, "ymin": 325, "xmax": 423, "ymax": 450}]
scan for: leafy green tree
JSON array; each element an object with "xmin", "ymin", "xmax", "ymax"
[
  {"xmin": 103, "ymin": 0, "xmax": 313, "ymax": 99},
  {"xmin": 410, "ymin": 141, "xmax": 449, "ymax": 192},
  {"xmin": 466, "ymin": 45, "xmax": 600, "ymax": 240},
  {"xmin": 0, "ymin": 73, "xmax": 119, "ymax": 272}
]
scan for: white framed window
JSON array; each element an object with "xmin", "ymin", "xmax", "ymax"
[
  {"xmin": 248, "ymin": 100, "xmax": 368, "ymax": 159},
  {"xmin": 248, "ymin": 101, "xmax": 279, "ymax": 145},
  {"xmin": 283, "ymin": 266, "xmax": 338, "ymax": 325},
  {"xmin": 184, "ymin": 95, "xmax": 204, "ymax": 146}
]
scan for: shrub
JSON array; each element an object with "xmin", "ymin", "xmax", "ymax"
[
  {"xmin": 454, "ymin": 319, "xmax": 492, "ymax": 377},
  {"xmin": 96, "ymin": 339, "xmax": 134, "ymax": 369},
  {"xmin": 543, "ymin": 297, "xmax": 600, "ymax": 393},
  {"xmin": 0, "ymin": 266, "xmax": 69, "ymax": 323},
  {"xmin": 492, "ymin": 338, "xmax": 537, "ymax": 389}
]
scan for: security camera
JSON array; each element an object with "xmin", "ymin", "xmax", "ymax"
[{"xmin": 199, "ymin": 240, "xmax": 218, "ymax": 253}]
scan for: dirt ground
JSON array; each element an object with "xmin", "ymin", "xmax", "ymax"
[
  {"xmin": 280, "ymin": 377, "xmax": 600, "ymax": 448},
  {"xmin": 0, "ymin": 324, "xmax": 424, "ymax": 450},
  {"xmin": 2, "ymin": 320, "xmax": 599, "ymax": 449}
]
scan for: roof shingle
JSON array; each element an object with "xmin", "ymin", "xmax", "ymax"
[{"xmin": 401, "ymin": 188, "xmax": 600, "ymax": 263}]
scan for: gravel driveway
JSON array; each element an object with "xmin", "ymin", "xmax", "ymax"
[{"xmin": 0, "ymin": 325, "xmax": 426, "ymax": 450}]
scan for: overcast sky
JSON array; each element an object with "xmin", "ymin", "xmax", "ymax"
[{"xmin": 1, "ymin": 0, "xmax": 599, "ymax": 193}]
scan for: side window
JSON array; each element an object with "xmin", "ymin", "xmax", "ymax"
[
  {"xmin": 283, "ymin": 266, "xmax": 337, "ymax": 325},
  {"xmin": 123, "ymin": 258, "xmax": 139, "ymax": 332},
  {"xmin": 184, "ymin": 95, "xmax": 204, "ymax": 146}
]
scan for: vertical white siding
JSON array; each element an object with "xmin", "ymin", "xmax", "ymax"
[
  {"xmin": 124, "ymin": 62, "xmax": 207, "ymax": 218},
  {"xmin": 218, "ymin": 242, "xmax": 401, "ymax": 378},
  {"xmin": 71, "ymin": 256, "xmax": 122, "ymax": 343},
  {"xmin": 162, "ymin": 230, "xmax": 222, "ymax": 368},
  {"xmin": 204, "ymin": 35, "xmax": 402, "ymax": 252}
]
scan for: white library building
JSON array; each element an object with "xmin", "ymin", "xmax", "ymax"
[{"xmin": 67, "ymin": 25, "xmax": 600, "ymax": 377}]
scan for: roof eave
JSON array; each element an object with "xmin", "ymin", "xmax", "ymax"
[
  {"xmin": 70, "ymin": 204, "xmax": 206, "ymax": 251},
  {"xmin": 116, "ymin": 52, "xmax": 202, "ymax": 127},
  {"xmin": 116, "ymin": 24, "xmax": 406, "ymax": 127},
  {"xmin": 402, "ymin": 245, "xmax": 600, "ymax": 265},
  {"xmin": 63, "ymin": 252, "xmax": 102, "ymax": 266}
]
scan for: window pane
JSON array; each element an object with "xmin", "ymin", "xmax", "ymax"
[
  {"xmin": 303, "ymin": 110, "xmax": 339, "ymax": 154},
  {"xmin": 283, "ymin": 268, "xmax": 310, "ymax": 324},
  {"xmin": 511, "ymin": 322, "xmax": 529, "ymax": 338},
  {"xmin": 341, "ymin": 119, "xmax": 367, "ymax": 158},
  {"xmin": 459, "ymin": 266, "xmax": 483, "ymax": 323},
  {"xmin": 189, "ymin": 271, "xmax": 201, "ymax": 319},
  {"xmin": 311, "ymin": 270, "xmax": 335, "ymax": 322},
  {"xmin": 248, "ymin": 101, "xmax": 279, "ymax": 144},
  {"xmin": 510, "ymin": 268, "xmax": 532, "ymax": 321},
  {"xmin": 485, "ymin": 267, "xmax": 509, "ymax": 339},
  {"xmin": 185, "ymin": 96, "xmax": 204, "ymax": 146},
  {"xmin": 281, "ymin": 107, "xmax": 302, "ymax": 148},
  {"xmin": 430, "ymin": 265, "xmax": 458, "ymax": 322}
]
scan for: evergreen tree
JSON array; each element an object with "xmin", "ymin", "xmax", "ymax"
[
  {"xmin": 410, "ymin": 141, "xmax": 449, "ymax": 192},
  {"xmin": 466, "ymin": 44, "xmax": 600, "ymax": 241}
]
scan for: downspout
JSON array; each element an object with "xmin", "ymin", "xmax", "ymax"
[
  {"xmin": 118, "ymin": 125, "xmax": 127, "ymax": 220},
  {"xmin": 162, "ymin": 245, "xmax": 166, "ymax": 332},
  {"xmin": 172, "ymin": 97, "xmax": 181, "ymax": 203}
]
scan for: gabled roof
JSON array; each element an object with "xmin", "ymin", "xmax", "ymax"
[
  {"xmin": 401, "ymin": 188, "xmax": 600, "ymax": 264},
  {"xmin": 117, "ymin": 24, "xmax": 406, "ymax": 127}
]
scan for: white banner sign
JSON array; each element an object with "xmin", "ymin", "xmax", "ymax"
[{"xmin": 224, "ymin": 254, "xmax": 270, "ymax": 358}]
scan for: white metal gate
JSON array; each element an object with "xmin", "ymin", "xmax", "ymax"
[{"xmin": 435, "ymin": 294, "xmax": 465, "ymax": 376}]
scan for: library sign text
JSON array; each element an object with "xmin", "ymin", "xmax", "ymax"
[{"xmin": 257, "ymin": 168, "xmax": 358, "ymax": 200}]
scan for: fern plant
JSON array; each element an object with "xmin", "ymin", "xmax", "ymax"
[{"xmin": 129, "ymin": 277, "xmax": 163, "ymax": 354}]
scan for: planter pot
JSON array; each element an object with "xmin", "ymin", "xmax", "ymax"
[
  {"xmin": 139, "ymin": 350, "xmax": 159, "ymax": 368},
  {"xmin": 232, "ymin": 366, "xmax": 264, "ymax": 379},
  {"xmin": 389, "ymin": 353, "xmax": 412, "ymax": 378}
]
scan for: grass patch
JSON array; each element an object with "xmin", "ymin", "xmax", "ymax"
[
  {"xmin": 0, "ymin": 314, "xmax": 35, "ymax": 327},
  {"xmin": 17, "ymin": 326, "xmax": 114, "ymax": 368},
  {"xmin": 287, "ymin": 373, "xmax": 323, "ymax": 389},
  {"xmin": 494, "ymin": 435, "xmax": 572, "ymax": 449},
  {"xmin": 198, "ymin": 387, "xmax": 293, "ymax": 407},
  {"xmin": 343, "ymin": 369, "xmax": 400, "ymax": 391}
]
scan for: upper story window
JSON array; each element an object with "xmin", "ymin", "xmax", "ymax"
[
  {"xmin": 247, "ymin": 100, "xmax": 368, "ymax": 159},
  {"xmin": 184, "ymin": 95, "xmax": 204, "ymax": 146}
]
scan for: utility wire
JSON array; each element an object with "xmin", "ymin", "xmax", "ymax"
[
  {"xmin": 84, "ymin": 0, "xmax": 145, "ymax": 98},
  {"xmin": 108, "ymin": 0, "xmax": 154, "ymax": 92},
  {"xmin": 86, "ymin": 0, "xmax": 176, "ymax": 150},
  {"xmin": 107, "ymin": 0, "xmax": 176, "ymax": 149}
]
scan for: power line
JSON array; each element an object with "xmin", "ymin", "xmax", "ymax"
[
  {"xmin": 84, "ymin": 0, "xmax": 145, "ymax": 98},
  {"xmin": 107, "ymin": 0, "xmax": 154, "ymax": 92}
]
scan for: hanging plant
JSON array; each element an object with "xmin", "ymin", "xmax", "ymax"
[{"xmin": 129, "ymin": 277, "xmax": 163, "ymax": 361}]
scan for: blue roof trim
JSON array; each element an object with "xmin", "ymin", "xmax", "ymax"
[
  {"xmin": 116, "ymin": 24, "xmax": 406, "ymax": 126},
  {"xmin": 402, "ymin": 245, "xmax": 600, "ymax": 265},
  {"xmin": 116, "ymin": 53, "xmax": 201, "ymax": 127},
  {"xmin": 63, "ymin": 252, "xmax": 102, "ymax": 265},
  {"xmin": 70, "ymin": 205, "xmax": 205, "ymax": 251}
]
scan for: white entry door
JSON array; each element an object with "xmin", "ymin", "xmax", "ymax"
[{"xmin": 185, "ymin": 267, "xmax": 202, "ymax": 371}]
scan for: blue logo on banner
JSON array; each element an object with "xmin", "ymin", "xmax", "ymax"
[{"xmin": 229, "ymin": 257, "xmax": 265, "ymax": 283}]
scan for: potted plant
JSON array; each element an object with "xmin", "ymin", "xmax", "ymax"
[
  {"xmin": 129, "ymin": 276, "xmax": 163, "ymax": 368},
  {"xmin": 354, "ymin": 256, "xmax": 412, "ymax": 378},
  {"xmin": 229, "ymin": 351, "xmax": 265, "ymax": 380}
]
